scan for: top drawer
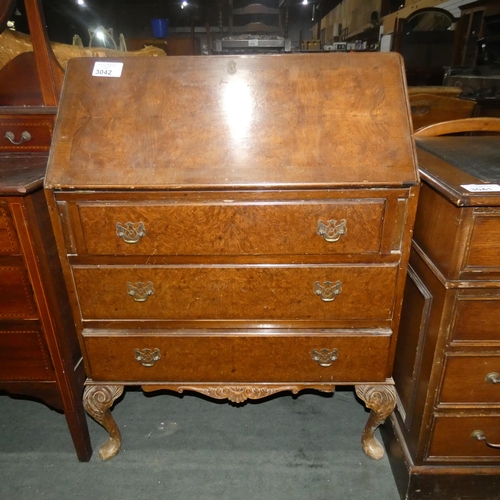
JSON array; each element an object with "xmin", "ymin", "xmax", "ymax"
[
  {"xmin": 0, "ymin": 116, "xmax": 53, "ymax": 152},
  {"xmin": 462, "ymin": 209, "xmax": 500, "ymax": 276},
  {"xmin": 68, "ymin": 198, "xmax": 390, "ymax": 257}
]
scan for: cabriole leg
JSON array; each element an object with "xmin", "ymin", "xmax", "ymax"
[
  {"xmin": 355, "ymin": 384, "xmax": 396, "ymax": 460},
  {"xmin": 83, "ymin": 384, "xmax": 124, "ymax": 460}
]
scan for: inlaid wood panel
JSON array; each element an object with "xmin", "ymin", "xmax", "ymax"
[
  {"xmin": 0, "ymin": 266, "xmax": 37, "ymax": 318},
  {"xmin": 0, "ymin": 116, "xmax": 53, "ymax": 152},
  {"xmin": 0, "ymin": 203, "xmax": 19, "ymax": 253},
  {"xmin": 0, "ymin": 326, "xmax": 54, "ymax": 380}
]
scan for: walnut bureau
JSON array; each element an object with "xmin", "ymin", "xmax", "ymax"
[
  {"xmin": 44, "ymin": 54, "xmax": 419, "ymax": 460},
  {"xmin": 382, "ymin": 136, "xmax": 500, "ymax": 498}
]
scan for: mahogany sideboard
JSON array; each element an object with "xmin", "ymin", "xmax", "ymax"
[
  {"xmin": 0, "ymin": 0, "xmax": 91, "ymax": 461},
  {"xmin": 44, "ymin": 53, "xmax": 419, "ymax": 460},
  {"xmin": 382, "ymin": 136, "xmax": 500, "ymax": 498},
  {"xmin": 0, "ymin": 153, "xmax": 91, "ymax": 461}
]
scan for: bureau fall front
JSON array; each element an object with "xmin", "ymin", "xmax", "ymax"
[{"xmin": 44, "ymin": 53, "xmax": 419, "ymax": 460}]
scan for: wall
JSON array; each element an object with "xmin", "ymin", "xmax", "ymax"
[{"xmin": 318, "ymin": 0, "xmax": 381, "ymax": 43}]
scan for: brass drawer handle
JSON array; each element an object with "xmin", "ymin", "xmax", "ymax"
[
  {"xmin": 134, "ymin": 348, "xmax": 161, "ymax": 367},
  {"xmin": 127, "ymin": 281, "xmax": 154, "ymax": 302},
  {"xmin": 485, "ymin": 372, "xmax": 500, "ymax": 384},
  {"xmin": 314, "ymin": 280, "xmax": 342, "ymax": 302},
  {"xmin": 317, "ymin": 219, "xmax": 347, "ymax": 242},
  {"xmin": 471, "ymin": 430, "xmax": 500, "ymax": 449},
  {"xmin": 116, "ymin": 222, "xmax": 146, "ymax": 244},
  {"xmin": 311, "ymin": 348, "xmax": 338, "ymax": 367},
  {"xmin": 4, "ymin": 130, "xmax": 31, "ymax": 145}
]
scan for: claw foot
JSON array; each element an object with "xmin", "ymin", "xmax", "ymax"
[
  {"xmin": 83, "ymin": 384, "xmax": 124, "ymax": 460},
  {"xmin": 355, "ymin": 384, "xmax": 396, "ymax": 460}
]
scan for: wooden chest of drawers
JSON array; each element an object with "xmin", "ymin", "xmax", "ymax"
[
  {"xmin": 44, "ymin": 54, "xmax": 419, "ymax": 460},
  {"xmin": 382, "ymin": 137, "xmax": 500, "ymax": 498},
  {"xmin": 0, "ymin": 153, "xmax": 91, "ymax": 461}
]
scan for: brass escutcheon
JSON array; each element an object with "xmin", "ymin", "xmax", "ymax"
[
  {"xmin": 317, "ymin": 219, "xmax": 347, "ymax": 242},
  {"xmin": 314, "ymin": 280, "xmax": 342, "ymax": 302},
  {"xmin": 116, "ymin": 221, "xmax": 146, "ymax": 244},
  {"xmin": 134, "ymin": 348, "xmax": 161, "ymax": 367},
  {"xmin": 127, "ymin": 281, "xmax": 154, "ymax": 302},
  {"xmin": 311, "ymin": 348, "xmax": 338, "ymax": 367}
]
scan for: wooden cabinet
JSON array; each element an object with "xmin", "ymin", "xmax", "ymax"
[
  {"xmin": 382, "ymin": 137, "xmax": 500, "ymax": 499},
  {"xmin": 452, "ymin": 0, "xmax": 500, "ymax": 67},
  {"xmin": 0, "ymin": 154, "xmax": 91, "ymax": 461},
  {"xmin": 126, "ymin": 37, "xmax": 200, "ymax": 56},
  {"xmin": 45, "ymin": 53, "xmax": 419, "ymax": 460},
  {"xmin": 0, "ymin": 0, "xmax": 91, "ymax": 461}
]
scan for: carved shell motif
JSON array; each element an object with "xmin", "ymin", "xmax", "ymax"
[{"xmin": 179, "ymin": 386, "xmax": 302, "ymax": 403}]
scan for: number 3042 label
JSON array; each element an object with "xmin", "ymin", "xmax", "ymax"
[{"xmin": 92, "ymin": 62, "xmax": 123, "ymax": 78}]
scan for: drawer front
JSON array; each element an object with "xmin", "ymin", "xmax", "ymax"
[
  {"xmin": 450, "ymin": 294, "xmax": 500, "ymax": 344},
  {"xmin": 0, "ymin": 326, "xmax": 54, "ymax": 380},
  {"xmin": 440, "ymin": 355, "xmax": 500, "ymax": 404},
  {"xmin": 76, "ymin": 199, "xmax": 386, "ymax": 256},
  {"xmin": 464, "ymin": 213, "xmax": 500, "ymax": 275},
  {"xmin": 428, "ymin": 415, "xmax": 500, "ymax": 461},
  {"xmin": 0, "ymin": 118, "xmax": 53, "ymax": 151},
  {"xmin": 0, "ymin": 267, "xmax": 37, "ymax": 318},
  {"xmin": 73, "ymin": 265, "xmax": 397, "ymax": 322},
  {"xmin": 0, "ymin": 203, "xmax": 19, "ymax": 254},
  {"xmin": 84, "ymin": 332, "xmax": 391, "ymax": 382}
]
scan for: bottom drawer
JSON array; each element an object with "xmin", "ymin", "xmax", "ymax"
[
  {"xmin": 0, "ymin": 326, "xmax": 54, "ymax": 380},
  {"xmin": 84, "ymin": 331, "xmax": 391, "ymax": 383},
  {"xmin": 428, "ymin": 414, "xmax": 500, "ymax": 462}
]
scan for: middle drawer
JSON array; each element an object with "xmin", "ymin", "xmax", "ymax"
[
  {"xmin": 72, "ymin": 264, "xmax": 397, "ymax": 322},
  {"xmin": 439, "ymin": 354, "xmax": 500, "ymax": 405}
]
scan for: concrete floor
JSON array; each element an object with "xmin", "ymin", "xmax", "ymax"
[{"xmin": 0, "ymin": 386, "xmax": 400, "ymax": 500}]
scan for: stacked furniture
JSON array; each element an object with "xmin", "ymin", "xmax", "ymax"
[
  {"xmin": 215, "ymin": 0, "xmax": 291, "ymax": 53},
  {"xmin": 44, "ymin": 53, "xmax": 418, "ymax": 460},
  {"xmin": 382, "ymin": 117, "xmax": 500, "ymax": 499}
]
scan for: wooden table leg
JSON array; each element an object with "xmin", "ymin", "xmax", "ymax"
[
  {"xmin": 83, "ymin": 384, "xmax": 124, "ymax": 460},
  {"xmin": 355, "ymin": 384, "xmax": 396, "ymax": 460}
]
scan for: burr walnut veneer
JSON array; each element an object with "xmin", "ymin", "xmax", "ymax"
[{"xmin": 44, "ymin": 53, "xmax": 419, "ymax": 460}]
